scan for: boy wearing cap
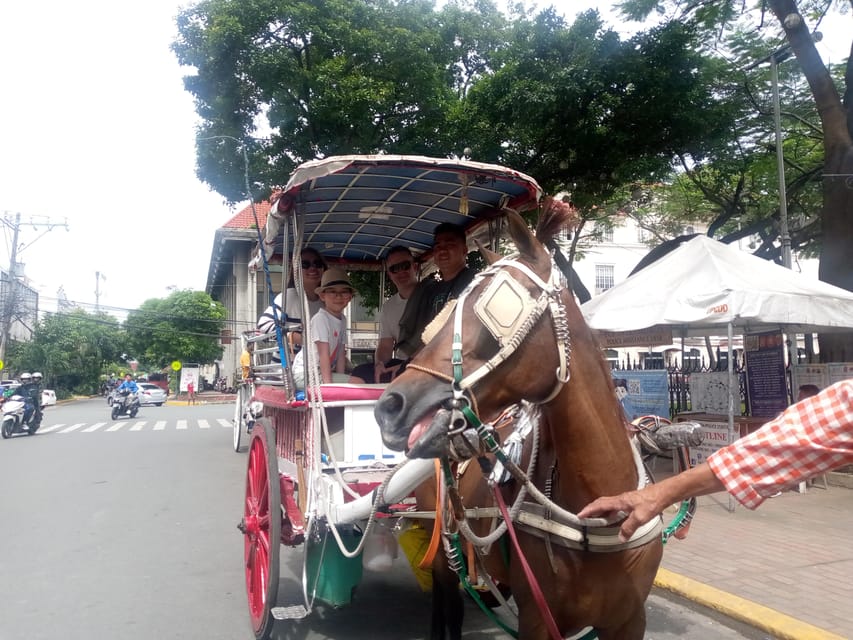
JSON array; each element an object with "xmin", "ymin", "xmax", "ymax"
[{"xmin": 291, "ymin": 268, "xmax": 354, "ymax": 388}]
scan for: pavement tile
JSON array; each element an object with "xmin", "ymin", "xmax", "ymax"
[{"xmin": 658, "ymin": 474, "xmax": 853, "ymax": 638}]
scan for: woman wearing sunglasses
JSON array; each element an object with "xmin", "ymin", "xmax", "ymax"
[
  {"xmin": 257, "ymin": 247, "xmax": 327, "ymax": 348},
  {"xmin": 349, "ymin": 246, "xmax": 418, "ymax": 384}
]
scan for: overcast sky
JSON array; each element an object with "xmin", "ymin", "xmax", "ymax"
[{"xmin": 0, "ymin": 1, "xmax": 848, "ymax": 317}]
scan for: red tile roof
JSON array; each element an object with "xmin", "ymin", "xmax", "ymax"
[{"xmin": 222, "ymin": 201, "xmax": 271, "ymax": 230}]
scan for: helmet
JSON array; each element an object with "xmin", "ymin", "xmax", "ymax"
[
  {"xmin": 20, "ymin": 373, "xmax": 32, "ymax": 383},
  {"xmin": 32, "ymin": 372, "xmax": 43, "ymax": 381}
]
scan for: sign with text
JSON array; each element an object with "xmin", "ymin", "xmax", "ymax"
[
  {"xmin": 745, "ymin": 331, "xmax": 787, "ymax": 418},
  {"xmin": 793, "ymin": 364, "xmax": 828, "ymax": 392},
  {"xmin": 597, "ymin": 327, "xmax": 673, "ymax": 348},
  {"xmin": 828, "ymin": 363, "xmax": 853, "ymax": 385},
  {"xmin": 686, "ymin": 420, "xmax": 737, "ymax": 467},
  {"xmin": 612, "ymin": 369, "xmax": 670, "ymax": 421}
]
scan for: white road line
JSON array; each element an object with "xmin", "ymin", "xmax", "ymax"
[
  {"xmin": 59, "ymin": 423, "xmax": 86, "ymax": 433},
  {"xmin": 198, "ymin": 419, "xmax": 211, "ymax": 429},
  {"xmin": 217, "ymin": 418, "xmax": 231, "ymax": 428},
  {"xmin": 176, "ymin": 420, "xmax": 188, "ymax": 430},
  {"xmin": 130, "ymin": 421, "xmax": 146, "ymax": 431},
  {"xmin": 106, "ymin": 422, "xmax": 128, "ymax": 432},
  {"xmin": 39, "ymin": 424, "xmax": 65, "ymax": 433},
  {"xmin": 82, "ymin": 422, "xmax": 108, "ymax": 433},
  {"xmin": 153, "ymin": 421, "xmax": 167, "ymax": 431}
]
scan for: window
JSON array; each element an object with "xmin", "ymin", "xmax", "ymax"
[
  {"xmin": 595, "ymin": 264, "xmax": 615, "ymax": 294},
  {"xmin": 596, "ymin": 224, "xmax": 614, "ymax": 243}
]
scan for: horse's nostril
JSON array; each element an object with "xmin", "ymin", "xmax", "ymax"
[{"xmin": 379, "ymin": 391, "xmax": 404, "ymax": 418}]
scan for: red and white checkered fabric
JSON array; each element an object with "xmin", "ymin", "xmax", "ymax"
[{"xmin": 708, "ymin": 379, "xmax": 853, "ymax": 509}]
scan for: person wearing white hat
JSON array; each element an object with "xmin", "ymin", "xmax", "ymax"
[{"xmin": 291, "ymin": 268, "xmax": 354, "ymax": 389}]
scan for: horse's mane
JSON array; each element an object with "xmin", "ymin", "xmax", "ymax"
[{"xmin": 535, "ymin": 197, "xmax": 579, "ymax": 245}]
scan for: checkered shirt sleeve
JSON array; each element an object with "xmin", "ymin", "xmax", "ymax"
[{"xmin": 707, "ymin": 379, "xmax": 853, "ymax": 509}]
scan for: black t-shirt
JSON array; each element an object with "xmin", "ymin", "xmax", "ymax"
[{"xmin": 396, "ymin": 267, "xmax": 475, "ymax": 356}]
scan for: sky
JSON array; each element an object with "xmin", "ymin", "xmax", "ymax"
[{"xmin": 0, "ymin": 1, "xmax": 849, "ymax": 318}]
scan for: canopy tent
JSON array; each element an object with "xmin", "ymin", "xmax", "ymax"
[
  {"xmin": 581, "ymin": 235, "xmax": 853, "ymax": 506},
  {"xmin": 581, "ymin": 235, "xmax": 853, "ymax": 337}
]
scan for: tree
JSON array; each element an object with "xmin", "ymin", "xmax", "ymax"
[
  {"xmin": 619, "ymin": 0, "xmax": 853, "ymax": 360},
  {"xmin": 125, "ymin": 290, "xmax": 226, "ymax": 368},
  {"xmin": 10, "ymin": 310, "xmax": 124, "ymax": 396}
]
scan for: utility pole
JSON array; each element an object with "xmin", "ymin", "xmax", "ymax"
[
  {"xmin": 0, "ymin": 211, "xmax": 69, "ymax": 366},
  {"xmin": 95, "ymin": 271, "xmax": 106, "ymax": 313},
  {"xmin": 0, "ymin": 212, "xmax": 22, "ymax": 366}
]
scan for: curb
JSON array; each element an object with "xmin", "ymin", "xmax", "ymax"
[{"xmin": 654, "ymin": 568, "xmax": 845, "ymax": 640}]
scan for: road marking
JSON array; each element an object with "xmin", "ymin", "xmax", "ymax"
[
  {"xmin": 130, "ymin": 421, "xmax": 146, "ymax": 431},
  {"xmin": 59, "ymin": 423, "xmax": 86, "ymax": 433},
  {"xmin": 82, "ymin": 422, "xmax": 107, "ymax": 432},
  {"xmin": 153, "ymin": 421, "xmax": 166, "ymax": 431},
  {"xmin": 39, "ymin": 423, "xmax": 65, "ymax": 433},
  {"xmin": 106, "ymin": 422, "xmax": 127, "ymax": 432},
  {"xmin": 176, "ymin": 420, "xmax": 188, "ymax": 430},
  {"xmin": 198, "ymin": 419, "xmax": 211, "ymax": 429},
  {"xmin": 217, "ymin": 418, "xmax": 231, "ymax": 428}
]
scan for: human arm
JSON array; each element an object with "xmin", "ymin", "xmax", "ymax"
[
  {"xmin": 315, "ymin": 341, "xmax": 333, "ymax": 383},
  {"xmin": 374, "ymin": 337, "xmax": 396, "ymax": 380},
  {"xmin": 578, "ymin": 463, "xmax": 724, "ymax": 542}
]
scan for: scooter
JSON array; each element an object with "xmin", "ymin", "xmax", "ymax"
[
  {"xmin": 1, "ymin": 394, "xmax": 42, "ymax": 438},
  {"xmin": 110, "ymin": 389, "xmax": 140, "ymax": 420}
]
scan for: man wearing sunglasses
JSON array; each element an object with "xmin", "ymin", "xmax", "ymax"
[
  {"xmin": 257, "ymin": 247, "xmax": 327, "ymax": 349},
  {"xmin": 395, "ymin": 223, "xmax": 475, "ymax": 358},
  {"xmin": 350, "ymin": 246, "xmax": 418, "ymax": 384}
]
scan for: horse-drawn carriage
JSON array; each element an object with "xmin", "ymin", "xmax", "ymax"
[{"xmin": 235, "ymin": 155, "xmax": 696, "ymax": 640}]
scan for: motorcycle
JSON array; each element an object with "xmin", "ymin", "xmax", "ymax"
[
  {"xmin": 110, "ymin": 389, "xmax": 140, "ymax": 420},
  {"xmin": 1, "ymin": 393, "xmax": 42, "ymax": 438}
]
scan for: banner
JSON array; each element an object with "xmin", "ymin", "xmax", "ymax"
[
  {"xmin": 745, "ymin": 331, "xmax": 787, "ymax": 417},
  {"xmin": 611, "ymin": 369, "xmax": 670, "ymax": 421}
]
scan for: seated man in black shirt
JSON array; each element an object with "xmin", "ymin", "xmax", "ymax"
[{"xmin": 395, "ymin": 222, "xmax": 476, "ymax": 357}]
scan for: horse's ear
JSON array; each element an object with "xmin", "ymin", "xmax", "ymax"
[
  {"xmin": 504, "ymin": 209, "xmax": 549, "ymax": 267},
  {"xmin": 475, "ymin": 239, "xmax": 502, "ymax": 265}
]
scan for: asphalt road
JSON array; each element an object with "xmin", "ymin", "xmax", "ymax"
[{"xmin": 0, "ymin": 398, "xmax": 767, "ymax": 640}]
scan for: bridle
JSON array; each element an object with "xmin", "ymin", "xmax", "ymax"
[{"xmin": 407, "ymin": 255, "xmax": 573, "ymax": 444}]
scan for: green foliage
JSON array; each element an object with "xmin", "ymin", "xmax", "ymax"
[
  {"xmin": 125, "ymin": 290, "xmax": 226, "ymax": 367},
  {"xmin": 9, "ymin": 309, "xmax": 124, "ymax": 395}
]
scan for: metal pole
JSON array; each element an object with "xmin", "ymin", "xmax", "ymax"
[
  {"xmin": 771, "ymin": 54, "xmax": 792, "ymax": 269},
  {"xmin": 0, "ymin": 212, "xmax": 21, "ymax": 366}
]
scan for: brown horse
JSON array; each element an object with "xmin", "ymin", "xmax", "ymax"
[{"xmin": 376, "ymin": 206, "xmax": 663, "ymax": 640}]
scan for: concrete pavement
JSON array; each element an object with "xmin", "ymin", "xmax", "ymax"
[{"xmin": 653, "ymin": 467, "xmax": 852, "ymax": 639}]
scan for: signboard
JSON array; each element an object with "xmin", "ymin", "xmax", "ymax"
[
  {"xmin": 689, "ymin": 372, "xmax": 731, "ymax": 414},
  {"xmin": 612, "ymin": 369, "xmax": 670, "ymax": 421},
  {"xmin": 686, "ymin": 420, "xmax": 737, "ymax": 467},
  {"xmin": 597, "ymin": 327, "xmax": 673, "ymax": 348},
  {"xmin": 793, "ymin": 364, "xmax": 828, "ymax": 391},
  {"xmin": 744, "ymin": 331, "xmax": 787, "ymax": 417},
  {"xmin": 180, "ymin": 364, "xmax": 200, "ymax": 392},
  {"xmin": 828, "ymin": 363, "xmax": 853, "ymax": 385}
]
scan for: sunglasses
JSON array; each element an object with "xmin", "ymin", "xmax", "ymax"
[
  {"xmin": 388, "ymin": 260, "xmax": 413, "ymax": 274},
  {"xmin": 301, "ymin": 259, "xmax": 326, "ymax": 270}
]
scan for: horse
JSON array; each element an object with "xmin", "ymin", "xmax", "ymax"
[{"xmin": 376, "ymin": 205, "xmax": 663, "ymax": 640}]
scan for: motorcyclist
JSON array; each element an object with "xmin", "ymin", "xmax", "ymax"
[
  {"xmin": 115, "ymin": 374, "xmax": 139, "ymax": 410},
  {"xmin": 17, "ymin": 372, "xmax": 40, "ymax": 426},
  {"xmin": 117, "ymin": 373, "xmax": 139, "ymax": 393}
]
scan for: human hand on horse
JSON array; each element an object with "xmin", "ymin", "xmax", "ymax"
[{"xmin": 579, "ymin": 462, "xmax": 724, "ymax": 542}]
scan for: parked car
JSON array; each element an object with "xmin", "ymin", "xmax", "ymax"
[{"xmin": 137, "ymin": 383, "xmax": 167, "ymax": 406}]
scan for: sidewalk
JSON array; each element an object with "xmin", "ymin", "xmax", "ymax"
[
  {"xmin": 655, "ymin": 472, "xmax": 853, "ymax": 639},
  {"xmin": 166, "ymin": 390, "xmax": 237, "ymax": 406}
]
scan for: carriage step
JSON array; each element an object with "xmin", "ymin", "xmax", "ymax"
[{"xmin": 271, "ymin": 605, "xmax": 310, "ymax": 620}]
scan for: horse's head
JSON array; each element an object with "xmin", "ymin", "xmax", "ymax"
[{"xmin": 375, "ymin": 206, "xmax": 575, "ymax": 459}]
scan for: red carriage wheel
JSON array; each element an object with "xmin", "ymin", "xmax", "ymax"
[{"xmin": 240, "ymin": 418, "xmax": 281, "ymax": 639}]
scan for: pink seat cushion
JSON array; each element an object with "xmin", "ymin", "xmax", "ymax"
[{"xmin": 307, "ymin": 384, "xmax": 386, "ymax": 402}]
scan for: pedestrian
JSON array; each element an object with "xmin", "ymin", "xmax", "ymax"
[
  {"xmin": 796, "ymin": 383, "xmax": 820, "ymax": 402},
  {"xmin": 578, "ymin": 379, "xmax": 853, "ymax": 542},
  {"xmin": 187, "ymin": 379, "xmax": 195, "ymax": 405}
]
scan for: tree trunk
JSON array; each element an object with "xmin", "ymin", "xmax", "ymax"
[{"xmin": 770, "ymin": 0, "xmax": 853, "ymax": 362}]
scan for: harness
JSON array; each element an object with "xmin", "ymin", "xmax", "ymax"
[{"xmin": 407, "ymin": 255, "xmax": 662, "ymax": 640}]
